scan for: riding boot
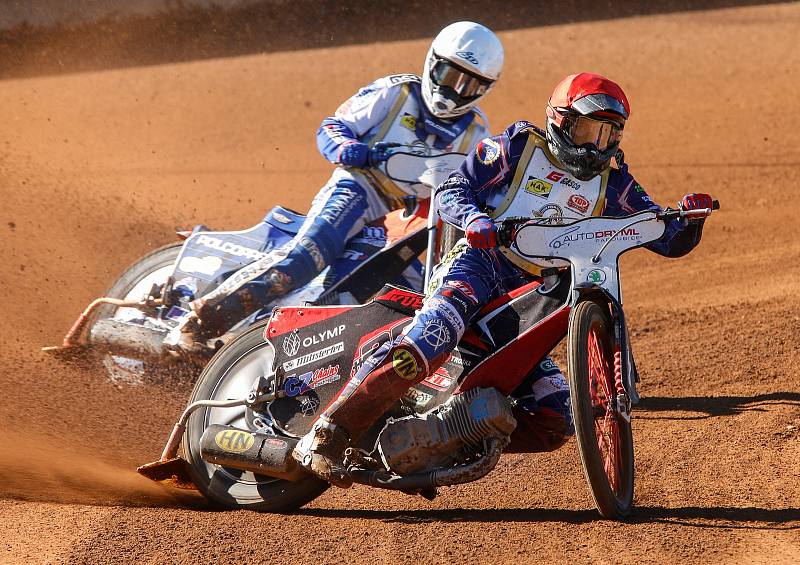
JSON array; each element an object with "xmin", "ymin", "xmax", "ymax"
[
  {"xmin": 293, "ymin": 340, "xmax": 430, "ymax": 487},
  {"xmin": 184, "ymin": 271, "xmax": 291, "ymax": 340}
]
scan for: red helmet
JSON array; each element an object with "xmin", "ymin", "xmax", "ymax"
[{"xmin": 545, "ymin": 73, "xmax": 630, "ymax": 180}]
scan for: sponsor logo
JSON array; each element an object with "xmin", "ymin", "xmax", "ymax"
[
  {"xmin": 283, "ymin": 342, "xmax": 344, "ymax": 371},
  {"xmin": 549, "ymin": 225, "xmax": 641, "ymax": 249},
  {"xmin": 350, "ymin": 319, "xmax": 409, "ymax": 377},
  {"xmin": 400, "ymin": 112, "xmax": 417, "ymax": 130},
  {"xmin": 393, "ymin": 348, "xmax": 419, "ymax": 380},
  {"xmin": 524, "ymin": 177, "xmax": 552, "ymax": 198},
  {"xmin": 476, "ymin": 138, "xmax": 501, "ymax": 165},
  {"xmin": 300, "ymin": 324, "xmax": 346, "ymax": 349},
  {"xmin": 342, "ymin": 249, "xmax": 366, "ymax": 261},
  {"xmin": 421, "ymin": 319, "xmax": 451, "ymax": 350},
  {"xmin": 403, "ymin": 387, "xmax": 434, "ymax": 408},
  {"xmin": 435, "ymin": 300, "xmax": 465, "ymax": 335},
  {"xmin": 177, "ymin": 255, "xmax": 223, "ymax": 277},
  {"xmin": 455, "ymin": 51, "xmax": 479, "ymax": 65},
  {"xmin": 351, "ymin": 226, "xmax": 387, "ymax": 248},
  {"xmin": 546, "ymin": 171, "xmax": 564, "ymax": 182},
  {"xmin": 634, "ymin": 182, "xmax": 645, "ymax": 193},
  {"xmin": 560, "ymin": 176, "xmax": 580, "ymax": 190},
  {"xmin": 195, "ymin": 235, "xmax": 265, "ymax": 261},
  {"xmin": 214, "ymin": 429, "xmax": 254, "ymax": 453},
  {"xmin": 566, "ymin": 194, "xmax": 590, "ymax": 214},
  {"xmin": 532, "ymin": 204, "xmax": 564, "ymax": 225},
  {"xmin": 539, "ymin": 358, "xmax": 559, "ymax": 373},
  {"xmin": 438, "ymin": 291, "xmax": 469, "ymax": 314},
  {"xmin": 423, "ymin": 367, "xmax": 453, "ymax": 391},
  {"xmin": 317, "ymin": 186, "xmax": 360, "ymax": 229},
  {"xmin": 299, "ymin": 237, "xmax": 325, "ymax": 271},
  {"xmin": 264, "ymin": 438, "xmax": 288, "ymax": 449},
  {"xmin": 299, "ymin": 396, "xmax": 320, "ymax": 416},
  {"xmin": 284, "ymin": 364, "xmax": 342, "ymax": 397},
  {"xmin": 282, "ymin": 331, "xmax": 300, "ymax": 356},
  {"xmin": 388, "ymin": 73, "xmax": 421, "ymax": 85},
  {"xmin": 271, "ymin": 211, "xmax": 293, "ymax": 224},
  {"xmin": 443, "ymin": 280, "xmax": 478, "ymax": 304},
  {"xmin": 377, "ymin": 288, "xmax": 424, "ymax": 311},
  {"xmin": 587, "ymin": 269, "xmax": 607, "ymax": 284}
]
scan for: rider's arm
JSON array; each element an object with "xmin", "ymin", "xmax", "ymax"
[
  {"xmin": 435, "ymin": 121, "xmax": 531, "ymax": 229},
  {"xmin": 316, "ymin": 78, "xmax": 402, "ymax": 164},
  {"xmin": 604, "ymin": 167, "xmax": 705, "ymax": 258}
]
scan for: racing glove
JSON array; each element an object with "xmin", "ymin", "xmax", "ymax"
[
  {"xmin": 337, "ymin": 141, "xmax": 396, "ymax": 168},
  {"xmin": 679, "ymin": 193, "xmax": 713, "ymax": 212},
  {"xmin": 465, "ymin": 215, "xmax": 499, "ymax": 249}
]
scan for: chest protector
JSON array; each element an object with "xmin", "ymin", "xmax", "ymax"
[
  {"xmin": 351, "ymin": 82, "xmax": 484, "ymax": 210},
  {"xmin": 489, "ymin": 131, "xmax": 609, "ymax": 274}
]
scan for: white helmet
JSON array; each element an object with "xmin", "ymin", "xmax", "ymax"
[{"xmin": 421, "ymin": 21, "xmax": 504, "ymax": 119}]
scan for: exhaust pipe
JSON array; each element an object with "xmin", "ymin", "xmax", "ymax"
[
  {"xmin": 88, "ymin": 318, "xmax": 168, "ymax": 358},
  {"xmin": 199, "ymin": 425, "xmax": 306, "ymax": 482}
]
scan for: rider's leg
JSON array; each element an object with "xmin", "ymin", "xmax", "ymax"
[
  {"xmin": 505, "ymin": 356, "xmax": 573, "ymax": 453},
  {"xmin": 194, "ymin": 177, "xmax": 381, "ymax": 337},
  {"xmin": 293, "ymin": 246, "xmax": 528, "ymax": 486}
]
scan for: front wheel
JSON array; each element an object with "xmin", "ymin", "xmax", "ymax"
[
  {"xmin": 183, "ymin": 319, "xmax": 328, "ymax": 511},
  {"xmin": 567, "ymin": 299, "xmax": 634, "ymax": 518}
]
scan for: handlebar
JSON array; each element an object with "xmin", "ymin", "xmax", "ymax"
[
  {"xmin": 497, "ymin": 199, "xmax": 720, "ymax": 248},
  {"xmin": 657, "ymin": 199, "xmax": 720, "ymax": 221}
]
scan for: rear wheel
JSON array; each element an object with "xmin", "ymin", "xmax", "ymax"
[
  {"xmin": 183, "ymin": 319, "xmax": 328, "ymax": 512},
  {"xmin": 567, "ymin": 299, "xmax": 634, "ymax": 518}
]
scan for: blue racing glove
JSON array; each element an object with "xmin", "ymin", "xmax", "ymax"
[
  {"xmin": 465, "ymin": 215, "xmax": 499, "ymax": 249},
  {"xmin": 337, "ymin": 141, "xmax": 396, "ymax": 168}
]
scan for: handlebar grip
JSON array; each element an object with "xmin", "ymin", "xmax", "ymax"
[{"xmin": 712, "ymin": 200, "xmax": 720, "ymax": 210}]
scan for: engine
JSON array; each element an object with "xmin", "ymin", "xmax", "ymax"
[{"xmin": 377, "ymin": 387, "xmax": 517, "ymax": 476}]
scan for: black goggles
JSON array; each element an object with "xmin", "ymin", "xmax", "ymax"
[{"xmin": 429, "ymin": 57, "xmax": 493, "ymax": 99}]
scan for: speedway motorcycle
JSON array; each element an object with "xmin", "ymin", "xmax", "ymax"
[
  {"xmin": 138, "ymin": 201, "xmax": 717, "ymax": 519},
  {"xmin": 43, "ymin": 151, "xmax": 465, "ymax": 384}
]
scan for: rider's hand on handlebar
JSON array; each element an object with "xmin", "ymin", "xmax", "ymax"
[
  {"xmin": 679, "ymin": 193, "xmax": 714, "ymax": 213},
  {"xmin": 337, "ymin": 141, "xmax": 396, "ymax": 168},
  {"xmin": 465, "ymin": 215, "xmax": 499, "ymax": 249},
  {"xmin": 367, "ymin": 142, "xmax": 397, "ymax": 167}
]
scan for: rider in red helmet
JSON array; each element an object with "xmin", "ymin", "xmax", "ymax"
[
  {"xmin": 293, "ymin": 72, "xmax": 715, "ymax": 488},
  {"xmin": 545, "ymin": 73, "xmax": 630, "ymax": 180}
]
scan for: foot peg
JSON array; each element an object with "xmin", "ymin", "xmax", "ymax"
[{"xmin": 292, "ymin": 421, "xmax": 353, "ymax": 489}]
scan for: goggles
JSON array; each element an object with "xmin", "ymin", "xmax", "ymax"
[
  {"xmin": 562, "ymin": 115, "xmax": 623, "ymax": 151},
  {"xmin": 430, "ymin": 57, "xmax": 494, "ymax": 100}
]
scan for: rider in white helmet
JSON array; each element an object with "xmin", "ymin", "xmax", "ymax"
[
  {"xmin": 422, "ymin": 21, "xmax": 504, "ymax": 119},
  {"xmin": 184, "ymin": 22, "xmax": 504, "ymax": 341}
]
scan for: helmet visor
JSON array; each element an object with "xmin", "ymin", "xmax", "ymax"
[
  {"xmin": 430, "ymin": 57, "xmax": 493, "ymax": 99},
  {"xmin": 563, "ymin": 115, "xmax": 623, "ymax": 151}
]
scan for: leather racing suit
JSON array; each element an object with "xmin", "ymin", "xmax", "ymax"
[
  {"xmin": 199, "ymin": 74, "xmax": 490, "ymax": 334},
  {"xmin": 317, "ymin": 120, "xmax": 706, "ymax": 453}
]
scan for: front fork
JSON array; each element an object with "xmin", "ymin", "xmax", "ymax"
[{"xmin": 608, "ymin": 297, "xmax": 639, "ymax": 422}]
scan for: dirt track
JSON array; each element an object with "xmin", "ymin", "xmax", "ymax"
[{"xmin": 1, "ymin": 3, "xmax": 799, "ymax": 563}]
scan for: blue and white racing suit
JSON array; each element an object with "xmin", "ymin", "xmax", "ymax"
[
  {"xmin": 208, "ymin": 75, "xmax": 490, "ymax": 326},
  {"xmin": 342, "ymin": 121, "xmax": 706, "ymax": 452}
]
